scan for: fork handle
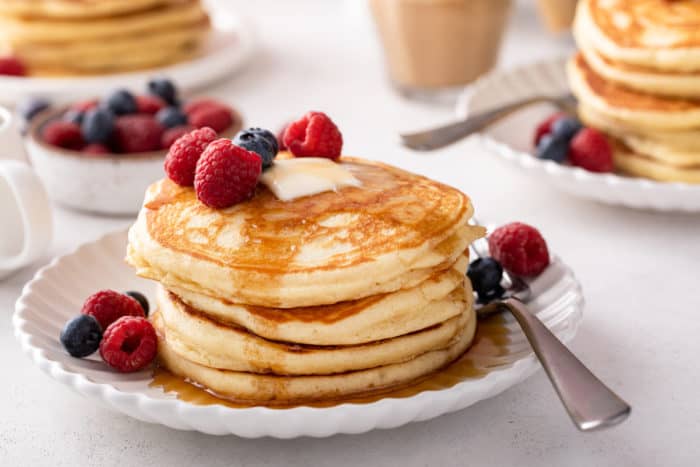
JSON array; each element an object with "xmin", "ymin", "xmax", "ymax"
[
  {"xmin": 400, "ymin": 97, "xmax": 545, "ymax": 151},
  {"xmin": 502, "ymin": 298, "xmax": 631, "ymax": 431}
]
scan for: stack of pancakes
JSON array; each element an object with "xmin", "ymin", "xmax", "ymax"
[
  {"xmin": 0, "ymin": 0, "xmax": 210, "ymax": 75},
  {"xmin": 126, "ymin": 157, "xmax": 484, "ymax": 405},
  {"xmin": 569, "ymin": 0, "xmax": 700, "ymax": 183}
]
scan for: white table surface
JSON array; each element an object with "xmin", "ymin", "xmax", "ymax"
[{"xmin": 3, "ymin": 1, "xmax": 700, "ymax": 466}]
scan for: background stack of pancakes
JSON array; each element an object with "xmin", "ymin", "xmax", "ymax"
[
  {"xmin": 0, "ymin": 0, "xmax": 210, "ymax": 75},
  {"xmin": 127, "ymin": 158, "xmax": 484, "ymax": 405},
  {"xmin": 569, "ymin": 0, "xmax": 700, "ymax": 183}
]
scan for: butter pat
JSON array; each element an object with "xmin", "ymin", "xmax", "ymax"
[{"xmin": 260, "ymin": 158, "xmax": 362, "ymax": 201}]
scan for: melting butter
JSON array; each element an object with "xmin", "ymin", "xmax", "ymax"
[{"xmin": 260, "ymin": 158, "xmax": 362, "ymax": 201}]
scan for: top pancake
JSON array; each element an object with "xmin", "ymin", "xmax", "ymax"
[
  {"xmin": 127, "ymin": 157, "xmax": 482, "ymax": 308},
  {"xmin": 576, "ymin": 0, "xmax": 700, "ymax": 71}
]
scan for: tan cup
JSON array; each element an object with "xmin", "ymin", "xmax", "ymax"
[
  {"xmin": 535, "ymin": 0, "xmax": 578, "ymax": 33},
  {"xmin": 370, "ymin": 0, "xmax": 512, "ymax": 99}
]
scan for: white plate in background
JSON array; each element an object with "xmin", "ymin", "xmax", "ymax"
[
  {"xmin": 0, "ymin": 8, "xmax": 255, "ymax": 105},
  {"xmin": 457, "ymin": 59, "xmax": 700, "ymax": 212}
]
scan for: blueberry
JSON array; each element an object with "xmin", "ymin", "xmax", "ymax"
[
  {"xmin": 125, "ymin": 291, "xmax": 149, "ymax": 317},
  {"xmin": 247, "ymin": 127, "xmax": 279, "ymax": 154},
  {"xmin": 18, "ymin": 97, "xmax": 51, "ymax": 123},
  {"xmin": 63, "ymin": 109, "xmax": 84, "ymax": 125},
  {"xmin": 233, "ymin": 127, "xmax": 278, "ymax": 168},
  {"xmin": 156, "ymin": 106, "xmax": 188, "ymax": 128},
  {"xmin": 467, "ymin": 257, "xmax": 503, "ymax": 296},
  {"xmin": 550, "ymin": 117, "xmax": 582, "ymax": 141},
  {"xmin": 81, "ymin": 108, "xmax": 114, "ymax": 143},
  {"xmin": 60, "ymin": 315, "xmax": 102, "ymax": 358},
  {"xmin": 102, "ymin": 89, "xmax": 137, "ymax": 115},
  {"xmin": 147, "ymin": 78, "xmax": 178, "ymax": 105},
  {"xmin": 536, "ymin": 133, "xmax": 569, "ymax": 162}
]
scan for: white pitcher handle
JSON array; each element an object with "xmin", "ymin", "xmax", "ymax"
[{"xmin": 0, "ymin": 160, "xmax": 53, "ymax": 273}]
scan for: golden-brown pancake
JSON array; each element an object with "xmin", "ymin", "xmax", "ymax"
[
  {"xmin": 576, "ymin": 0, "xmax": 700, "ymax": 71},
  {"xmin": 127, "ymin": 157, "xmax": 483, "ymax": 308}
]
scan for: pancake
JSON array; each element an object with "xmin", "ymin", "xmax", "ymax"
[
  {"xmin": 576, "ymin": 30, "xmax": 700, "ymax": 98},
  {"xmin": 152, "ymin": 307, "xmax": 477, "ymax": 405},
  {"xmin": 613, "ymin": 141, "xmax": 700, "ymax": 183},
  {"xmin": 578, "ymin": 103, "xmax": 700, "ymax": 150},
  {"xmin": 127, "ymin": 157, "xmax": 483, "ymax": 308},
  {"xmin": 0, "ymin": 0, "xmax": 209, "ymax": 75},
  {"xmin": 13, "ymin": 24, "xmax": 208, "ymax": 75},
  {"xmin": 169, "ymin": 255, "xmax": 470, "ymax": 346},
  {"xmin": 575, "ymin": 0, "xmax": 700, "ymax": 72},
  {"xmin": 567, "ymin": 53, "xmax": 700, "ymax": 130},
  {"xmin": 156, "ymin": 285, "xmax": 471, "ymax": 375},
  {"xmin": 0, "ymin": 0, "xmax": 180, "ymax": 19}
]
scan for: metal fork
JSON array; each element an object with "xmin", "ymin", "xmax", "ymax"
[
  {"xmin": 470, "ymin": 218, "xmax": 631, "ymax": 431},
  {"xmin": 401, "ymin": 93, "xmax": 577, "ymax": 151}
]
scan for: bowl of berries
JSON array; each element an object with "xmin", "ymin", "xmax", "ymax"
[{"xmin": 23, "ymin": 78, "xmax": 242, "ymax": 215}]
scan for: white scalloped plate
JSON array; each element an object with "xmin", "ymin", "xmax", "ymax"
[
  {"xmin": 457, "ymin": 59, "xmax": 700, "ymax": 212},
  {"xmin": 0, "ymin": 7, "xmax": 255, "ymax": 105},
  {"xmin": 13, "ymin": 230, "xmax": 583, "ymax": 438}
]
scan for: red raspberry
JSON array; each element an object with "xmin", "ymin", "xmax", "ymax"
[
  {"xmin": 99, "ymin": 316, "xmax": 157, "ymax": 373},
  {"xmin": 569, "ymin": 128, "xmax": 614, "ymax": 173},
  {"xmin": 164, "ymin": 126, "xmax": 217, "ymax": 186},
  {"xmin": 533, "ymin": 112, "xmax": 566, "ymax": 147},
  {"xmin": 42, "ymin": 121, "xmax": 84, "ymax": 150},
  {"xmin": 161, "ymin": 124, "xmax": 196, "ymax": 149},
  {"xmin": 183, "ymin": 98, "xmax": 225, "ymax": 116},
  {"xmin": 70, "ymin": 99, "xmax": 98, "ymax": 112},
  {"xmin": 194, "ymin": 138, "xmax": 261, "ymax": 208},
  {"xmin": 136, "ymin": 95, "xmax": 166, "ymax": 115},
  {"xmin": 188, "ymin": 105, "xmax": 234, "ymax": 133},
  {"xmin": 0, "ymin": 56, "xmax": 26, "ymax": 76},
  {"xmin": 81, "ymin": 290, "xmax": 145, "ymax": 329},
  {"xmin": 283, "ymin": 111, "xmax": 343, "ymax": 159},
  {"xmin": 113, "ymin": 114, "xmax": 163, "ymax": 153},
  {"xmin": 488, "ymin": 222, "xmax": 550, "ymax": 277},
  {"xmin": 82, "ymin": 143, "xmax": 111, "ymax": 155}
]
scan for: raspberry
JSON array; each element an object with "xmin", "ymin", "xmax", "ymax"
[
  {"xmin": 164, "ymin": 126, "xmax": 217, "ymax": 186},
  {"xmin": 42, "ymin": 121, "xmax": 84, "ymax": 150},
  {"xmin": 283, "ymin": 111, "xmax": 343, "ymax": 159},
  {"xmin": 71, "ymin": 99, "xmax": 98, "ymax": 112},
  {"xmin": 81, "ymin": 290, "xmax": 145, "ymax": 329},
  {"xmin": 136, "ymin": 95, "xmax": 166, "ymax": 115},
  {"xmin": 488, "ymin": 222, "xmax": 550, "ymax": 277},
  {"xmin": 188, "ymin": 105, "xmax": 234, "ymax": 133},
  {"xmin": 82, "ymin": 143, "xmax": 111, "ymax": 155},
  {"xmin": 0, "ymin": 56, "xmax": 26, "ymax": 76},
  {"xmin": 277, "ymin": 123, "xmax": 289, "ymax": 151},
  {"xmin": 183, "ymin": 98, "xmax": 225, "ymax": 116},
  {"xmin": 533, "ymin": 112, "xmax": 566, "ymax": 147},
  {"xmin": 99, "ymin": 316, "xmax": 157, "ymax": 373},
  {"xmin": 113, "ymin": 114, "xmax": 163, "ymax": 153},
  {"xmin": 569, "ymin": 128, "xmax": 614, "ymax": 173},
  {"xmin": 161, "ymin": 124, "xmax": 196, "ymax": 149},
  {"xmin": 194, "ymin": 139, "xmax": 261, "ymax": 208}
]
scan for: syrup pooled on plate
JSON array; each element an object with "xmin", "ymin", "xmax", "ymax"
[{"xmin": 149, "ymin": 313, "xmax": 519, "ymax": 409}]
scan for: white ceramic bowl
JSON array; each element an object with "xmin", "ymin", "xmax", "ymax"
[
  {"xmin": 13, "ymin": 230, "xmax": 584, "ymax": 438},
  {"xmin": 457, "ymin": 59, "xmax": 700, "ymax": 212},
  {"xmin": 25, "ymin": 107, "xmax": 241, "ymax": 215}
]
